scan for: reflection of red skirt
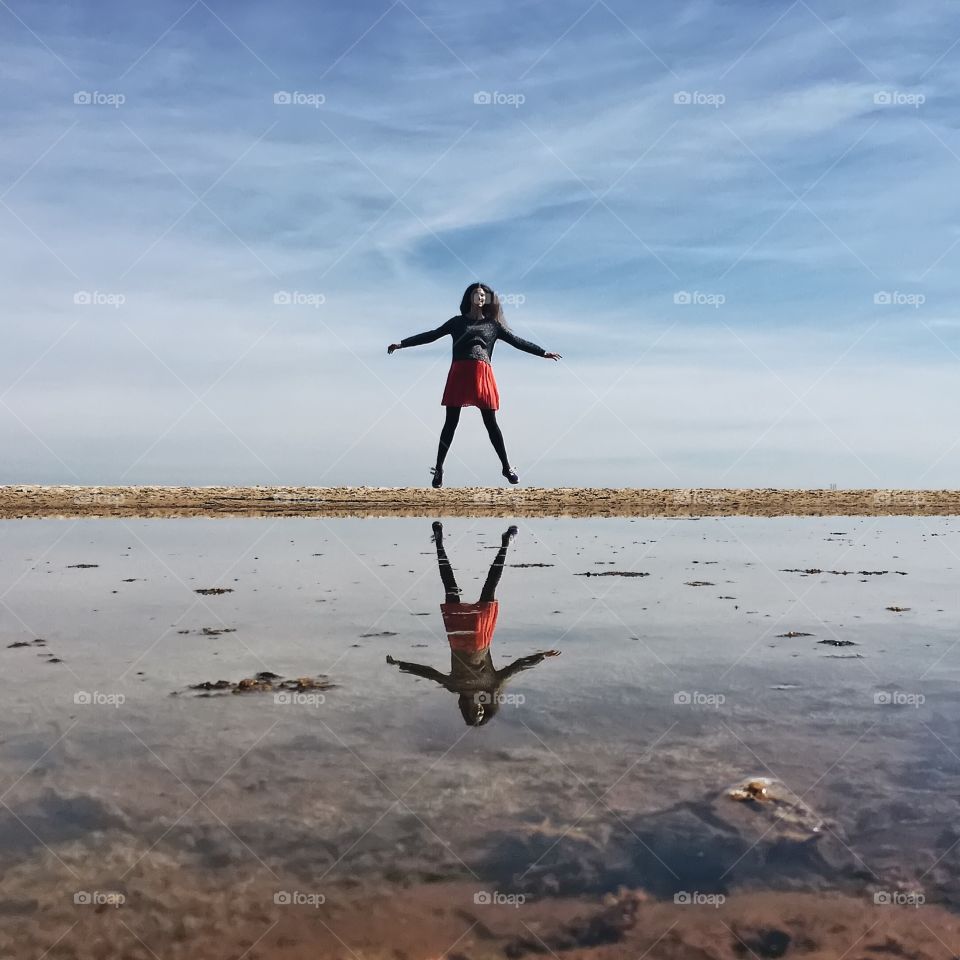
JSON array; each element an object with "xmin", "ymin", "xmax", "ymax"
[
  {"xmin": 441, "ymin": 359, "xmax": 499, "ymax": 410},
  {"xmin": 440, "ymin": 600, "xmax": 499, "ymax": 652}
]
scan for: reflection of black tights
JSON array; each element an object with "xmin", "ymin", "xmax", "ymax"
[
  {"xmin": 437, "ymin": 536, "xmax": 508, "ymax": 604},
  {"xmin": 436, "ymin": 406, "xmax": 509, "ymax": 471}
]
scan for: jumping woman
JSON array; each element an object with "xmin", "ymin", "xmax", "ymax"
[{"xmin": 387, "ymin": 282, "xmax": 561, "ymax": 487}]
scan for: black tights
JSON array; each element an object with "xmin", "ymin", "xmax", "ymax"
[
  {"xmin": 436, "ymin": 406, "xmax": 509, "ymax": 471},
  {"xmin": 437, "ymin": 534, "xmax": 508, "ymax": 604}
]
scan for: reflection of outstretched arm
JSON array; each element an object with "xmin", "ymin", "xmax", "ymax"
[
  {"xmin": 497, "ymin": 650, "xmax": 560, "ymax": 681},
  {"xmin": 386, "ymin": 655, "xmax": 448, "ymax": 685}
]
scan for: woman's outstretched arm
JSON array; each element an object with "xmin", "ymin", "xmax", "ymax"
[
  {"xmin": 495, "ymin": 325, "xmax": 561, "ymax": 360},
  {"xmin": 388, "ymin": 317, "xmax": 455, "ymax": 353}
]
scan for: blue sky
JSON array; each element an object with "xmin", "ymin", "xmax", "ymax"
[{"xmin": 1, "ymin": 0, "xmax": 959, "ymax": 488}]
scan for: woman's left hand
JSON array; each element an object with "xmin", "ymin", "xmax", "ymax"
[{"xmin": 543, "ymin": 352, "xmax": 562, "ymax": 361}]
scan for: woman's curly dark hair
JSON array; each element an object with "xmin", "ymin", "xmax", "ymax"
[{"xmin": 460, "ymin": 282, "xmax": 507, "ymax": 328}]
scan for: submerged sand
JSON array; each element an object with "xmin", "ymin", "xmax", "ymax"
[
  {"xmin": 1, "ymin": 484, "xmax": 958, "ymax": 518},
  {"xmin": 2, "ymin": 873, "xmax": 956, "ymax": 960}
]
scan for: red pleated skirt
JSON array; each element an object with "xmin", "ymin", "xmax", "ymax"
[
  {"xmin": 441, "ymin": 359, "xmax": 499, "ymax": 410},
  {"xmin": 440, "ymin": 600, "xmax": 499, "ymax": 652}
]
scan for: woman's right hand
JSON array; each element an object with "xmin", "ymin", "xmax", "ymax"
[{"xmin": 387, "ymin": 343, "xmax": 402, "ymax": 354}]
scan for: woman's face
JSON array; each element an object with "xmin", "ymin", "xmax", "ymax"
[{"xmin": 472, "ymin": 286, "xmax": 487, "ymax": 309}]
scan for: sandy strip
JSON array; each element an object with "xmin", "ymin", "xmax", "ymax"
[{"xmin": 0, "ymin": 484, "xmax": 958, "ymax": 518}]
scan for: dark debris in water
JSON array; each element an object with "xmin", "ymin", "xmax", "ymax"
[
  {"xmin": 684, "ymin": 580, "xmax": 715, "ymax": 587},
  {"xmin": 886, "ymin": 606, "xmax": 910, "ymax": 612},
  {"xmin": 817, "ymin": 639, "xmax": 857, "ymax": 647},
  {"xmin": 576, "ymin": 571, "xmax": 650, "ymax": 578},
  {"xmin": 509, "ymin": 563, "xmax": 555, "ymax": 568},
  {"xmin": 67, "ymin": 563, "xmax": 98, "ymax": 569},
  {"xmin": 777, "ymin": 631, "xmax": 814, "ymax": 638},
  {"xmin": 194, "ymin": 587, "xmax": 234, "ymax": 595},
  {"xmin": 183, "ymin": 672, "xmax": 335, "ymax": 696},
  {"xmin": 781, "ymin": 569, "xmax": 907, "ymax": 576},
  {"xmin": 8, "ymin": 638, "xmax": 51, "ymax": 651}
]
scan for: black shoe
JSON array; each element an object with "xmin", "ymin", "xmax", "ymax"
[
  {"xmin": 502, "ymin": 465, "xmax": 519, "ymax": 484},
  {"xmin": 432, "ymin": 521, "xmax": 443, "ymax": 542},
  {"xmin": 430, "ymin": 465, "xmax": 443, "ymax": 488}
]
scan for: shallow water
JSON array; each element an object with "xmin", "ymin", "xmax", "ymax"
[{"xmin": 1, "ymin": 515, "xmax": 958, "ymax": 953}]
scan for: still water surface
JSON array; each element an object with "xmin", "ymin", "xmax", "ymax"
[{"xmin": 0, "ymin": 515, "xmax": 957, "ymax": 951}]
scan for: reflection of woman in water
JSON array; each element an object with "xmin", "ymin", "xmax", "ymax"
[{"xmin": 386, "ymin": 521, "xmax": 560, "ymax": 726}]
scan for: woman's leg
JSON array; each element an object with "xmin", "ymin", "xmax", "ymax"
[
  {"xmin": 434, "ymin": 523, "xmax": 461, "ymax": 602},
  {"xmin": 436, "ymin": 406, "xmax": 461, "ymax": 469},
  {"xmin": 480, "ymin": 408, "xmax": 509, "ymax": 471}
]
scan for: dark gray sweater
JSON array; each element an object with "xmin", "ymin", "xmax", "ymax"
[{"xmin": 400, "ymin": 314, "xmax": 546, "ymax": 363}]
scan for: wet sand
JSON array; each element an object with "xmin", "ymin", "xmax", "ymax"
[
  {"xmin": 2, "ymin": 872, "xmax": 956, "ymax": 960},
  {"xmin": 2, "ymin": 484, "xmax": 959, "ymax": 518}
]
